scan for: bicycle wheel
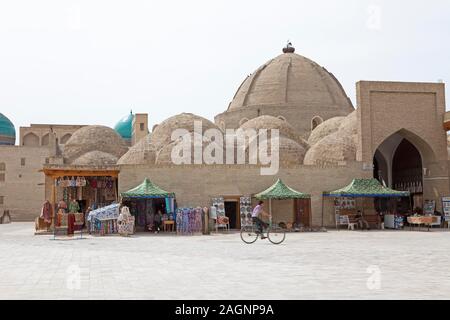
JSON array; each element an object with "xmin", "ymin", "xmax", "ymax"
[
  {"xmin": 240, "ymin": 226, "xmax": 258, "ymax": 244},
  {"xmin": 268, "ymin": 226, "xmax": 286, "ymax": 245}
]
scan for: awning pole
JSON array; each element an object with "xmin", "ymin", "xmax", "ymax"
[{"xmin": 321, "ymin": 195, "xmax": 324, "ymax": 228}]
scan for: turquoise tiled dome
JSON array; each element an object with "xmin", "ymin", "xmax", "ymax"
[
  {"xmin": 114, "ymin": 111, "xmax": 134, "ymax": 141},
  {"xmin": 0, "ymin": 113, "xmax": 16, "ymax": 145}
]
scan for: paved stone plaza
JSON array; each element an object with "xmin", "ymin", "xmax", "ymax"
[{"xmin": 0, "ymin": 222, "xmax": 449, "ymax": 300}]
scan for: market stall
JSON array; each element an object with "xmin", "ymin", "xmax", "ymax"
[
  {"xmin": 120, "ymin": 178, "xmax": 176, "ymax": 232},
  {"xmin": 323, "ymin": 178, "xmax": 410, "ymax": 230},
  {"xmin": 255, "ymin": 179, "xmax": 311, "ymax": 230}
]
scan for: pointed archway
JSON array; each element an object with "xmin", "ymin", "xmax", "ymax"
[{"xmin": 373, "ymin": 129, "xmax": 430, "ymax": 213}]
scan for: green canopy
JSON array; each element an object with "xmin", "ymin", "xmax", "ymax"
[
  {"xmin": 255, "ymin": 179, "xmax": 311, "ymax": 200},
  {"xmin": 121, "ymin": 178, "xmax": 175, "ymax": 199},
  {"xmin": 323, "ymin": 178, "xmax": 410, "ymax": 198}
]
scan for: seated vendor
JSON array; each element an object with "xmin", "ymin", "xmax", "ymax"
[{"xmin": 355, "ymin": 210, "xmax": 370, "ymax": 230}]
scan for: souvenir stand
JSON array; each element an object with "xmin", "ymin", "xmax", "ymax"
[
  {"xmin": 86, "ymin": 203, "xmax": 120, "ymax": 236},
  {"xmin": 120, "ymin": 178, "xmax": 176, "ymax": 233},
  {"xmin": 254, "ymin": 179, "xmax": 311, "ymax": 229},
  {"xmin": 323, "ymin": 178, "xmax": 410, "ymax": 230}
]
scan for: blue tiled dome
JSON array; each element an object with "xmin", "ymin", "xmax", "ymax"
[
  {"xmin": 0, "ymin": 113, "xmax": 16, "ymax": 145},
  {"xmin": 114, "ymin": 111, "xmax": 134, "ymax": 141}
]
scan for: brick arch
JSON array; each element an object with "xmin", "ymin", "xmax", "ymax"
[
  {"xmin": 311, "ymin": 116, "xmax": 323, "ymax": 131},
  {"xmin": 373, "ymin": 128, "xmax": 437, "ymax": 165},
  {"xmin": 41, "ymin": 133, "xmax": 50, "ymax": 146},
  {"xmin": 23, "ymin": 132, "xmax": 39, "ymax": 147},
  {"xmin": 60, "ymin": 133, "xmax": 72, "ymax": 144}
]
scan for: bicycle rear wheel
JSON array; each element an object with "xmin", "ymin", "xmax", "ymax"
[
  {"xmin": 240, "ymin": 226, "xmax": 258, "ymax": 244},
  {"xmin": 268, "ymin": 226, "xmax": 286, "ymax": 245}
]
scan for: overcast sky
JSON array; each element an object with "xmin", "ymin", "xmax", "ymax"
[{"xmin": 0, "ymin": 0, "xmax": 449, "ymax": 132}]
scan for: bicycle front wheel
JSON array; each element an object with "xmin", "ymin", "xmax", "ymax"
[
  {"xmin": 240, "ymin": 226, "xmax": 258, "ymax": 244},
  {"xmin": 268, "ymin": 226, "xmax": 286, "ymax": 245}
]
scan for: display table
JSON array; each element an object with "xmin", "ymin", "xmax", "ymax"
[
  {"xmin": 407, "ymin": 216, "xmax": 434, "ymax": 231},
  {"xmin": 163, "ymin": 220, "xmax": 175, "ymax": 232}
]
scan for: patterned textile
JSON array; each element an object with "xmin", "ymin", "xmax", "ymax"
[
  {"xmin": 68, "ymin": 201, "xmax": 80, "ymax": 213},
  {"xmin": 118, "ymin": 206, "xmax": 135, "ymax": 236},
  {"xmin": 40, "ymin": 201, "xmax": 53, "ymax": 224},
  {"xmin": 176, "ymin": 207, "xmax": 203, "ymax": 235},
  {"xmin": 87, "ymin": 203, "xmax": 120, "ymax": 235}
]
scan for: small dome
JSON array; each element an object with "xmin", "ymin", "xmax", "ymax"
[
  {"xmin": 239, "ymin": 115, "xmax": 308, "ymax": 148},
  {"xmin": 308, "ymin": 116, "xmax": 346, "ymax": 146},
  {"xmin": 0, "ymin": 113, "xmax": 16, "ymax": 145},
  {"xmin": 64, "ymin": 125, "xmax": 128, "ymax": 163},
  {"xmin": 155, "ymin": 132, "xmax": 224, "ymax": 165},
  {"xmin": 72, "ymin": 151, "xmax": 118, "ymax": 166},
  {"xmin": 246, "ymin": 136, "xmax": 306, "ymax": 166},
  {"xmin": 114, "ymin": 111, "xmax": 134, "ymax": 141},
  {"xmin": 117, "ymin": 134, "xmax": 157, "ymax": 165},
  {"xmin": 338, "ymin": 111, "xmax": 358, "ymax": 135},
  {"xmin": 152, "ymin": 113, "xmax": 221, "ymax": 151},
  {"xmin": 304, "ymin": 131, "xmax": 357, "ymax": 166}
]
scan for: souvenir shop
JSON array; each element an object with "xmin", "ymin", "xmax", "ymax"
[
  {"xmin": 120, "ymin": 178, "xmax": 177, "ymax": 232},
  {"xmin": 324, "ymin": 178, "xmax": 410, "ymax": 230},
  {"xmin": 42, "ymin": 167, "xmax": 120, "ymax": 229}
]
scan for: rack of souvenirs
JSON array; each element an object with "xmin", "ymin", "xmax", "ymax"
[
  {"xmin": 334, "ymin": 197, "xmax": 356, "ymax": 210},
  {"xmin": 240, "ymin": 196, "xmax": 253, "ymax": 227},
  {"xmin": 55, "ymin": 176, "xmax": 115, "ymax": 189},
  {"xmin": 87, "ymin": 203, "xmax": 120, "ymax": 236},
  {"xmin": 176, "ymin": 207, "xmax": 203, "ymax": 235},
  {"xmin": 393, "ymin": 180, "xmax": 423, "ymax": 194}
]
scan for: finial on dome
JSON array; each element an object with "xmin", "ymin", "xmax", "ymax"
[{"xmin": 282, "ymin": 41, "xmax": 295, "ymax": 53}]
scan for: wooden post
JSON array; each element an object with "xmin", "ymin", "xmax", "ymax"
[
  {"xmin": 51, "ymin": 176, "xmax": 56, "ymax": 230},
  {"xmin": 321, "ymin": 195, "xmax": 325, "ymax": 228}
]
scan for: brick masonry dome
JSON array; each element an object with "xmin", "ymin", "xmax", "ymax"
[
  {"xmin": 151, "ymin": 113, "xmax": 222, "ymax": 151},
  {"xmin": 63, "ymin": 125, "xmax": 128, "ymax": 164},
  {"xmin": 228, "ymin": 52, "xmax": 354, "ymax": 113},
  {"xmin": 72, "ymin": 151, "xmax": 118, "ymax": 166}
]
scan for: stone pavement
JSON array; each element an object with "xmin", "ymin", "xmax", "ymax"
[{"xmin": 0, "ymin": 222, "xmax": 449, "ymax": 300}]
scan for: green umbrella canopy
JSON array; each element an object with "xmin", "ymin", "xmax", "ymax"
[
  {"xmin": 323, "ymin": 178, "xmax": 410, "ymax": 198},
  {"xmin": 121, "ymin": 178, "xmax": 175, "ymax": 199},
  {"xmin": 255, "ymin": 179, "xmax": 311, "ymax": 200}
]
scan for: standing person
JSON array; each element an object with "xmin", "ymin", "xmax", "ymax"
[
  {"xmin": 252, "ymin": 201, "xmax": 270, "ymax": 239},
  {"xmin": 69, "ymin": 198, "xmax": 80, "ymax": 213},
  {"xmin": 154, "ymin": 209, "xmax": 163, "ymax": 233}
]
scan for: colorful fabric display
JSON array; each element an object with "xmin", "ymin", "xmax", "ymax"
[{"xmin": 176, "ymin": 207, "xmax": 204, "ymax": 235}]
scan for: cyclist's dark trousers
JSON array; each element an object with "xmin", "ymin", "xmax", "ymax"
[{"xmin": 253, "ymin": 217, "xmax": 267, "ymax": 234}]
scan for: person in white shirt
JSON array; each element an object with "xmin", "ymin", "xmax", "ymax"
[{"xmin": 252, "ymin": 201, "xmax": 270, "ymax": 239}]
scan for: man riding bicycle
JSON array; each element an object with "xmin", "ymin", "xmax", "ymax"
[{"xmin": 252, "ymin": 201, "xmax": 271, "ymax": 239}]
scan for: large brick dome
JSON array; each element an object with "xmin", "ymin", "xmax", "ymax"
[{"xmin": 215, "ymin": 44, "xmax": 354, "ymax": 138}]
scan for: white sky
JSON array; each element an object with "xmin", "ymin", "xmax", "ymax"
[{"xmin": 0, "ymin": 0, "xmax": 449, "ymax": 132}]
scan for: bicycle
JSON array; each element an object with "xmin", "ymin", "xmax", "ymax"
[{"xmin": 240, "ymin": 222, "xmax": 286, "ymax": 245}]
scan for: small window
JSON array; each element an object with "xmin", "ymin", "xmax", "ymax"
[
  {"xmin": 311, "ymin": 116, "xmax": 324, "ymax": 131},
  {"xmin": 140, "ymin": 123, "xmax": 145, "ymax": 131},
  {"xmin": 0, "ymin": 196, "xmax": 4, "ymax": 205},
  {"xmin": 0, "ymin": 173, "xmax": 4, "ymax": 182},
  {"xmin": 45, "ymin": 158, "xmax": 50, "ymax": 164},
  {"xmin": 21, "ymin": 158, "xmax": 26, "ymax": 166},
  {"xmin": 0, "ymin": 163, "xmax": 5, "ymax": 171}
]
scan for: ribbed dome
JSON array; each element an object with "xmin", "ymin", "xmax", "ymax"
[
  {"xmin": 114, "ymin": 111, "xmax": 134, "ymax": 141},
  {"xmin": 72, "ymin": 151, "xmax": 118, "ymax": 166},
  {"xmin": 304, "ymin": 131, "xmax": 357, "ymax": 166},
  {"xmin": 117, "ymin": 134, "xmax": 157, "ymax": 165},
  {"xmin": 228, "ymin": 52, "xmax": 353, "ymax": 112},
  {"xmin": 239, "ymin": 115, "xmax": 308, "ymax": 148},
  {"xmin": 0, "ymin": 113, "xmax": 16, "ymax": 145},
  {"xmin": 308, "ymin": 116, "xmax": 346, "ymax": 146},
  {"xmin": 155, "ymin": 132, "xmax": 224, "ymax": 165},
  {"xmin": 152, "ymin": 113, "xmax": 221, "ymax": 151},
  {"xmin": 64, "ymin": 125, "xmax": 128, "ymax": 164},
  {"xmin": 245, "ymin": 136, "xmax": 306, "ymax": 166}
]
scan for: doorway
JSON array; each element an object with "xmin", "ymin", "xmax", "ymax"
[
  {"xmin": 295, "ymin": 198, "xmax": 311, "ymax": 227},
  {"xmin": 224, "ymin": 201, "xmax": 239, "ymax": 229}
]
